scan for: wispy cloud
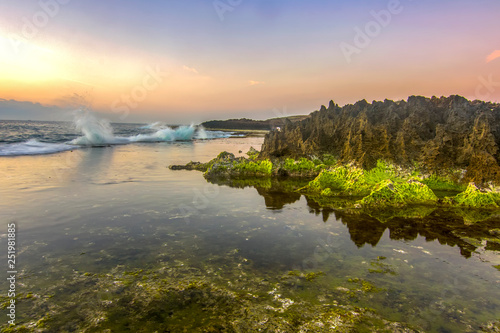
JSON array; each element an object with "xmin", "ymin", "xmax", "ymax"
[
  {"xmin": 183, "ymin": 65, "xmax": 199, "ymax": 74},
  {"xmin": 249, "ymin": 80, "xmax": 265, "ymax": 86},
  {"xmin": 486, "ymin": 50, "xmax": 500, "ymax": 63}
]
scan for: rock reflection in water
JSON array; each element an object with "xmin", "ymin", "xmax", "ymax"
[{"xmin": 208, "ymin": 176, "xmax": 500, "ymax": 259}]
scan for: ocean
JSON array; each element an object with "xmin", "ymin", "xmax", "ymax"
[
  {"xmin": 0, "ymin": 114, "xmax": 499, "ymax": 332},
  {"xmin": 0, "ymin": 112, "xmax": 239, "ymax": 156}
]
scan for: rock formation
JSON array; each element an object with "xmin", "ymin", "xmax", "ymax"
[{"xmin": 260, "ymin": 95, "xmax": 500, "ymax": 184}]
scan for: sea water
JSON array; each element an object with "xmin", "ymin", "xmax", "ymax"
[{"xmin": 0, "ymin": 116, "xmax": 499, "ymax": 332}]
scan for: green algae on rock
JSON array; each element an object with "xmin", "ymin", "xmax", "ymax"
[
  {"xmin": 170, "ymin": 150, "xmax": 500, "ymax": 216},
  {"xmin": 169, "ymin": 151, "xmax": 273, "ymax": 178},
  {"xmin": 420, "ymin": 174, "xmax": 466, "ymax": 192},
  {"xmin": 300, "ymin": 166, "xmax": 372, "ymax": 197},
  {"xmin": 1, "ymin": 258, "xmax": 421, "ymax": 332},
  {"xmin": 298, "ymin": 161, "xmax": 438, "ymax": 208},
  {"xmin": 358, "ymin": 179, "xmax": 438, "ymax": 207},
  {"xmin": 444, "ymin": 182, "xmax": 500, "ymax": 208}
]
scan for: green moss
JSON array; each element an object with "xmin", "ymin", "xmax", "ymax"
[
  {"xmin": 283, "ymin": 158, "xmax": 317, "ymax": 172},
  {"xmin": 1, "ymin": 326, "xmax": 31, "ymax": 333},
  {"xmin": 303, "ymin": 165, "xmax": 372, "ymax": 196},
  {"xmin": 35, "ymin": 314, "xmax": 52, "ymax": 328},
  {"xmin": 203, "ymin": 152, "xmax": 273, "ymax": 177},
  {"xmin": 363, "ymin": 160, "xmax": 402, "ymax": 185},
  {"xmin": 347, "ymin": 278, "xmax": 382, "ymax": 295},
  {"xmin": 447, "ymin": 183, "xmax": 500, "ymax": 208},
  {"xmin": 184, "ymin": 281, "xmax": 208, "ymax": 290},
  {"xmin": 304, "ymin": 271, "xmax": 325, "ymax": 281},
  {"xmin": 246, "ymin": 147, "xmax": 259, "ymax": 160},
  {"xmin": 359, "ymin": 179, "xmax": 438, "ymax": 207},
  {"xmin": 302, "ymin": 160, "xmax": 409, "ymax": 198},
  {"xmin": 233, "ymin": 159, "xmax": 273, "ymax": 175},
  {"xmin": 421, "ymin": 174, "xmax": 466, "ymax": 192},
  {"xmin": 320, "ymin": 188, "xmax": 333, "ymax": 196},
  {"xmin": 369, "ymin": 258, "xmax": 397, "ymax": 275},
  {"xmin": 320, "ymin": 154, "xmax": 338, "ymax": 166}
]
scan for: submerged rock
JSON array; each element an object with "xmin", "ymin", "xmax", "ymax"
[{"xmin": 168, "ymin": 161, "xmax": 207, "ymax": 171}]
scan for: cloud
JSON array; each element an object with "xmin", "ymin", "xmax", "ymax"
[
  {"xmin": 0, "ymin": 99, "xmax": 69, "ymax": 121},
  {"xmin": 182, "ymin": 65, "xmax": 199, "ymax": 74},
  {"xmin": 249, "ymin": 80, "xmax": 265, "ymax": 86},
  {"xmin": 486, "ymin": 50, "xmax": 500, "ymax": 63}
]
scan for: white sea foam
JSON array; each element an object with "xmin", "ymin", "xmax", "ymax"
[
  {"xmin": 70, "ymin": 110, "xmax": 120, "ymax": 145},
  {"xmin": 129, "ymin": 125, "xmax": 197, "ymax": 142},
  {"xmin": 0, "ymin": 139, "xmax": 77, "ymax": 156},
  {"xmin": 0, "ymin": 110, "xmax": 237, "ymax": 156},
  {"xmin": 194, "ymin": 127, "xmax": 234, "ymax": 140}
]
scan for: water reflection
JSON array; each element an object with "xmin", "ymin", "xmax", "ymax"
[{"xmin": 207, "ymin": 177, "xmax": 500, "ymax": 259}]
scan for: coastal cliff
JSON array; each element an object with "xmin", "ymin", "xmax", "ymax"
[{"xmin": 260, "ymin": 95, "xmax": 500, "ymax": 184}]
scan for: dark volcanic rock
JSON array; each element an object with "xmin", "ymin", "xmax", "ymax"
[{"xmin": 260, "ymin": 95, "xmax": 500, "ymax": 184}]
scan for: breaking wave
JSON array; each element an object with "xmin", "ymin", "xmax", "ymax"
[
  {"xmin": 0, "ymin": 109, "xmax": 235, "ymax": 156},
  {"xmin": 0, "ymin": 139, "xmax": 77, "ymax": 156}
]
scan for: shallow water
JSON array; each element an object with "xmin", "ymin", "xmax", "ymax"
[{"xmin": 1, "ymin": 137, "xmax": 499, "ymax": 332}]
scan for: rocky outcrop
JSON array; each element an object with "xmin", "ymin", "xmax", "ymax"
[
  {"xmin": 260, "ymin": 95, "xmax": 500, "ymax": 184},
  {"xmin": 169, "ymin": 151, "xmax": 273, "ymax": 179}
]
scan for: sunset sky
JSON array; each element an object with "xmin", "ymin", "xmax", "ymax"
[{"xmin": 0, "ymin": 0, "xmax": 499, "ymax": 123}]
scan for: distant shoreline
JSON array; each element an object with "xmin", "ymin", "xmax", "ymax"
[{"xmin": 200, "ymin": 115, "xmax": 309, "ymax": 132}]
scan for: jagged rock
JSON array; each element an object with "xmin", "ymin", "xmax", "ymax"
[
  {"xmin": 246, "ymin": 146, "xmax": 259, "ymax": 158},
  {"xmin": 260, "ymin": 95, "xmax": 500, "ymax": 184}
]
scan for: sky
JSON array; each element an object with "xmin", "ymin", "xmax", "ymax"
[{"xmin": 0, "ymin": 0, "xmax": 499, "ymax": 123}]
